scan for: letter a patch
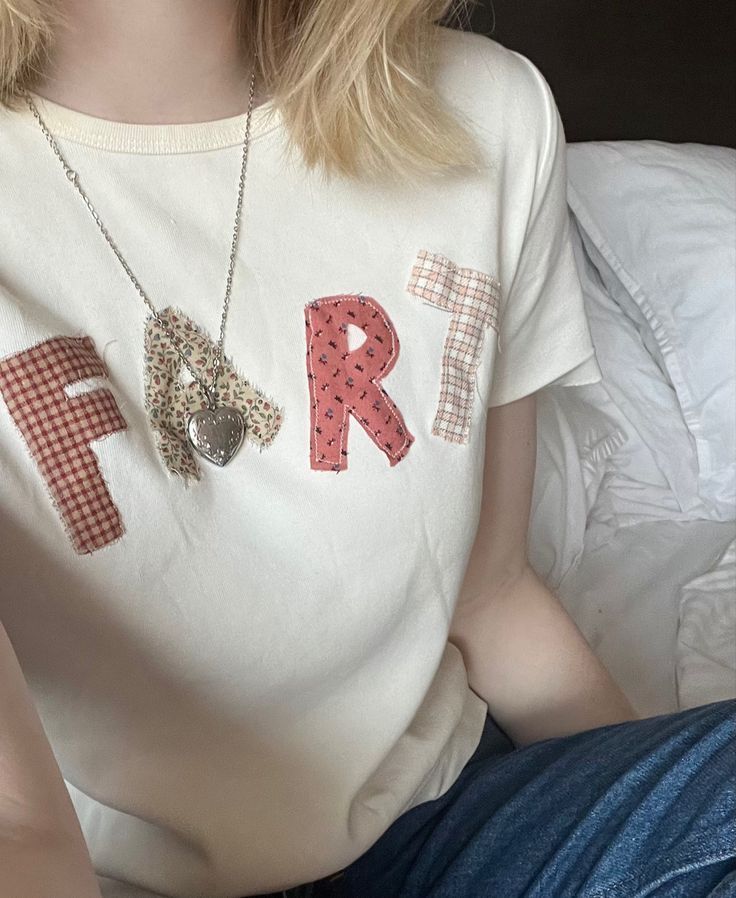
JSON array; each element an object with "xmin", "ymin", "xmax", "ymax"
[
  {"xmin": 144, "ymin": 307, "xmax": 284, "ymax": 483},
  {"xmin": 304, "ymin": 294, "xmax": 414, "ymax": 472}
]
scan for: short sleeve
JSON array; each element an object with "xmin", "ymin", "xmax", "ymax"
[{"xmin": 487, "ymin": 59, "xmax": 603, "ymax": 408}]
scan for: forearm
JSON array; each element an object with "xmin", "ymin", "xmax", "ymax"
[
  {"xmin": 0, "ymin": 622, "xmax": 102, "ymax": 897},
  {"xmin": 449, "ymin": 564, "xmax": 639, "ymax": 747}
]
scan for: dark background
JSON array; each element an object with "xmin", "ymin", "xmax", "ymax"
[{"xmin": 445, "ymin": 0, "xmax": 736, "ymax": 148}]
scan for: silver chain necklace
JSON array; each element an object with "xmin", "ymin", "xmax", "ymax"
[{"xmin": 22, "ymin": 66, "xmax": 258, "ymax": 468}]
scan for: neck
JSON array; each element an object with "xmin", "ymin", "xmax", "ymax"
[{"xmin": 34, "ymin": 0, "xmax": 265, "ymax": 123}]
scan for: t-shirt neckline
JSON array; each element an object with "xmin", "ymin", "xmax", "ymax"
[{"xmin": 21, "ymin": 90, "xmax": 281, "ymax": 155}]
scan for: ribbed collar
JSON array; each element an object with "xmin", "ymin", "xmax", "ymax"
[{"xmin": 19, "ymin": 91, "xmax": 281, "ymax": 154}]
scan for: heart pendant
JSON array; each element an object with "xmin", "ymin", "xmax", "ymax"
[{"xmin": 186, "ymin": 406, "xmax": 246, "ymax": 467}]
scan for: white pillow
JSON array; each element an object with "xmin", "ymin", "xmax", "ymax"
[
  {"xmin": 529, "ymin": 220, "xmax": 703, "ymax": 589},
  {"xmin": 566, "ymin": 141, "xmax": 736, "ymax": 521},
  {"xmin": 570, "ymin": 218, "xmax": 703, "ymax": 532}
]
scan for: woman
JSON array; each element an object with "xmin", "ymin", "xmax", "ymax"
[{"xmin": 0, "ymin": 1, "xmax": 733, "ymax": 897}]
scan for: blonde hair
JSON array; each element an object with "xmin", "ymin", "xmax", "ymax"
[{"xmin": 0, "ymin": 0, "xmax": 484, "ymax": 181}]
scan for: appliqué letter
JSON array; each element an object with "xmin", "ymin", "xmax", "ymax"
[
  {"xmin": 304, "ymin": 294, "xmax": 414, "ymax": 471},
  {"xmin": 144, "ymin": 307, "xmax": 284, "ymax": 483},
  {"xmin": 406, "ymin": 249, "xmax": 500, "ymax": 444},
  {"xmin": 0, "ymin": 336, "xmax": 127, "ymax": 554}
]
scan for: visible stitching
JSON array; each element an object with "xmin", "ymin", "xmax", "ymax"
[
  {"xmin": 305, "ymin": 295, "xmax": 412, "ymax": 470},
  {"xmin": 406, "ymin": 249, "xmax": 500, "ymax": 444},
  {"xmin": 305, "ymin": 293, "xmax": 413, "ymax": 472},
  {"xmin": 306, "ymin": 298, "xmax": 404, "ymax": 465},
  {"xmin": 143, "ymin": 306, "xmax": 284, "ymax": 483},
  {"xmin": 0, "ymin": 335, "xmax": 127, "ymax": 555}
]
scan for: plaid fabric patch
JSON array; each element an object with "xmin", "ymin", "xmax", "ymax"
[
  {"xmin": 406, "ymin": 249, "xmax": 501, "ymax": 443},
  {"xmin": 0, "ymin": 336, "xmax": 127, "ymax": 555}
]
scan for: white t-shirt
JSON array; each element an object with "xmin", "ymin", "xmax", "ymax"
[{"xmin": 0, "ymin": 26, "xmax": 601, "ymax": 898}]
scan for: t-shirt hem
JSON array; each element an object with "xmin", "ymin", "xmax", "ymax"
[
  {"xmin": 403, "ymin": 682, "xmax": 490, "ymax": 815},
  {"xmin": 487, "ymin": 350, "xmax": 603, "ymax": 408}
]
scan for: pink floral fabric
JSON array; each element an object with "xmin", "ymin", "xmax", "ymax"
[{"xmin": 304, "ymin": 294, "xmax": 414, "ymax": 472}]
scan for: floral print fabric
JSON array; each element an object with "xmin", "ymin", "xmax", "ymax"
[{"xmin": 144, "ymin": 307, "xmax": 283, "ymax": 483}]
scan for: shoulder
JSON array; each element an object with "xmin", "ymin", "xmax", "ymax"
[{"xmin": 432, "ymin": 26, "xmax": 562, "ymax": 166}]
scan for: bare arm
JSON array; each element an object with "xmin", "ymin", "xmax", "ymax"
[
  {"xmin": 0, "ymin": 620, "xmax": 102, "ymax": 898},
  {"xmin": 449, "ymin": 392, "xmax": 638, "ymax": 748}
]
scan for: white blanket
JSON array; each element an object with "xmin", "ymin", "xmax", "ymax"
[{"xmin": 528, "ymin": 141, "xmax": 735, "ymax": 714}]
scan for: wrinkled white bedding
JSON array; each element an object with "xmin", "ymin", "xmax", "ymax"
[
  {"xmin": 528, "ymin": 141, "xmax": 736, "ymax": 714},
  {"xmin": 558, "ymin": 520, "xmax": 735, "ymax": 717},
  {"xmin": 676, "ymin": 537, "xmax": 736, "ymax": 710}
]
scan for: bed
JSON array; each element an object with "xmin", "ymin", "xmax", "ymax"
[{"xmin": 456, "ymin": 2, "xmax": 736, "ymax": 717}]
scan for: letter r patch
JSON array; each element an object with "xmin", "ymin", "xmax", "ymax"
[{"xmin": 304, "ymin": 294, "xmax": 414, "ymax": 472}]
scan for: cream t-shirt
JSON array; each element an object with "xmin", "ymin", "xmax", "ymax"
[{"xmin": 0, "ymin": 26, "xmax": 602, "ymax": 898}]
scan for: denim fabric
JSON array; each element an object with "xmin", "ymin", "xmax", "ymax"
[{"xmin": 261, "ymin": 699, "xmax": 736, "ymax": 898}]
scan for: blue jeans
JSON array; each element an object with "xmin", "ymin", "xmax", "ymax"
[{"xmin": 260, "ymin": 698, "xmax": 736, "ymax": 898}]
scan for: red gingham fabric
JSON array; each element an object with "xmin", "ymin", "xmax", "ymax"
[
  {"xmin": 406, "ymin": 249, "xmax": 501, "ymax": 444},
  {"xmin": 304, "ymin": 294, "xmax": 414, "ymax": 471},
  {"xmin": 0, "ymin": 335, "xmax": 127, "ymax": 555}
]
